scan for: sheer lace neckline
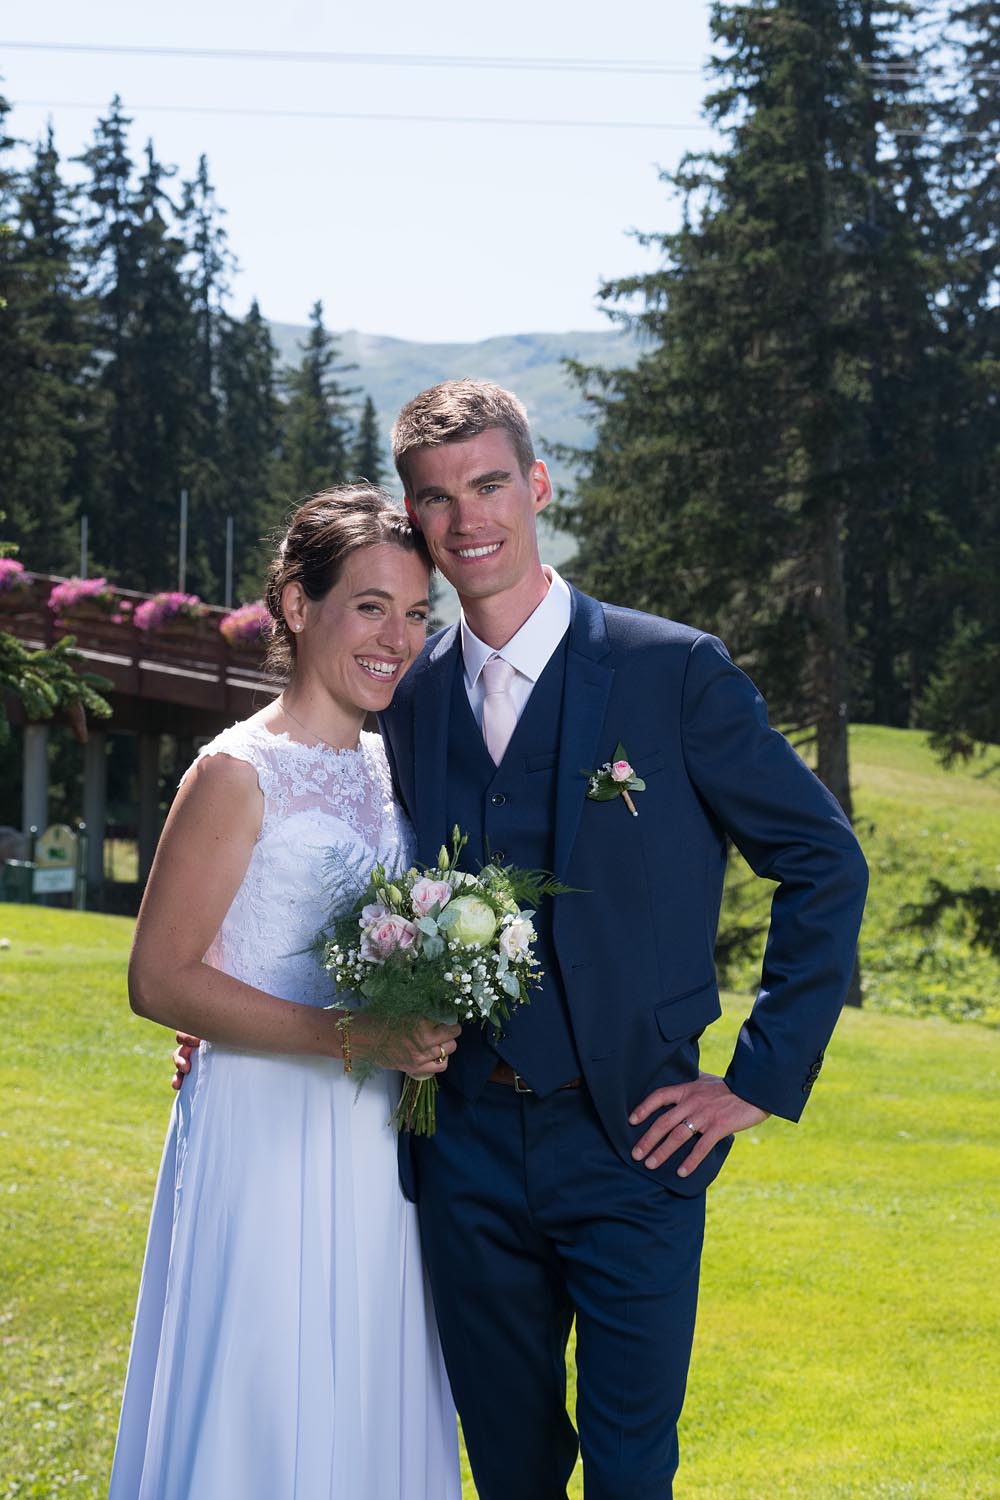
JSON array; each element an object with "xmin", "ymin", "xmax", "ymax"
[{"xmin": 244, "ymin": 719, "xmax": 370, "ymax": 759}]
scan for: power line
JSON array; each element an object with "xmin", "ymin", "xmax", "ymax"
[
  {"xmin": 1, "ymin": 39, "xmax": 707, "ymax": 77},
  {"xmin": 11, "ymin": 98, "xmax": 716, "ymax": 133},
  {"xmin": 13, "ymin": 97, "xmax": 991, "ymax": 143}
]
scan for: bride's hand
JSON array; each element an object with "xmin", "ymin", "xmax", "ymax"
[
  {"xmin": 171, "ymin": 1032, "xmax": 202, "ymax": 1090},
  {"xmin": 346, "ymin": 1013, "xmax": 461, "ymax": 1077}
]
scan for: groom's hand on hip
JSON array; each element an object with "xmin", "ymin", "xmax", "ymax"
[{"xmin": 628, "ymin": 1072, "xmax": 769, "ymax": 1178}]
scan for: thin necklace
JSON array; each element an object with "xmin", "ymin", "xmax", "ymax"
[{"xmin": 278, "ymin": 696, "xmax": 359, "ymax": 753}]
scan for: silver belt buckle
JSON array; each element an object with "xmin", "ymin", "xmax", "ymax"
[{"xmin": 513, "ymin": 1072, "xmax": 533, "ymax": 1094}]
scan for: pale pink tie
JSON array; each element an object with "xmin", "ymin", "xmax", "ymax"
[{"xmin": 481, "ymin": 655, "xmax": 518, "ymax": 765}]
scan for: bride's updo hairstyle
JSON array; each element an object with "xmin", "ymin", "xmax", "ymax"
[{"xmin": 264, "ymin": 482, "xmax": 431, "ymax": 680}]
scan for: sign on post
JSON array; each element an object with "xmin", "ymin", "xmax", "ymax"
[{"xmin": 32, "ymin": 824, "xmax": 78, "ymax": 895}]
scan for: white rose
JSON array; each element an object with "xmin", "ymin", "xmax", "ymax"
[
  {"xmin": 446, "ymin": 896, "xmax": 498, "ymax": 947},
  {"xmin": 499, "ymin": 916, "xmax": 535, "ymax": 960}
]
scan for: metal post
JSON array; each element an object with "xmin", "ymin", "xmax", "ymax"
[
  {"xmin": 225, "ymin": 515, "xmax": 234, "ymax": 608},
  {"xmin": 80, "ymin": 515, "xmax": 89, "ymax": 580},
  {"xmin": 178, "ymin": 489, "xmax": 189, "ymax": 592},
  {"xmin": 82, "ymin": 729, "xmax": 108, "ymax": 900},
  {"xmin": 22, "ymin": 723, "xmax": 50, "ymax": 835},
  {"xmin": 137, "ymin": 732, "xmax": 161, "ymax": 885}
]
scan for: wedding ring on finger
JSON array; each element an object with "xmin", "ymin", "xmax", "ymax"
[
  {"xmin": 438, "ymin": 1046, "xmax": 447, "ymax": 1064},
  {"xmin": 683, "ymin": 1119, "xmax": 698, "ymax": 1134}
]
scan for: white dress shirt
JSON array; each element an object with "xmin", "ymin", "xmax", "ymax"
[{"xmin": 461, "ymin": 567, "xmax": 572, "ymax": 733}]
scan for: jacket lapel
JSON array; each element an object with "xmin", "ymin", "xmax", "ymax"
[
  {"xmin": 554, "ymin": 589, "xmax": 614, "ymax": 877},
  {"xmin": 412, "ymin": 623, "xmax": 460, "ymax": 860}
]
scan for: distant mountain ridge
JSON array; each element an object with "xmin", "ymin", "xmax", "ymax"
[
  {"xmin": 268, "ymin": 323, "xmax": 640, "ymax": 482},
  {"xmin": 268, "ymin": 322, "xmax": 642, "ymax": 616}
]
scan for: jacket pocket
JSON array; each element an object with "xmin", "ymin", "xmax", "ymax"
[
  {"xmin": 631, "ymin": 749, "xmax": 666, "ymax": 779},
  {"xmin": 655, "ymin": 979, "xmax": 722, "ymax": 1041},
  {"xmin": 524, "ymin": 751, "xmax": 558, "ymax": 773}
]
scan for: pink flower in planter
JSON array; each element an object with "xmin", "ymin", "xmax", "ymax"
[
  {"xmin": 133, "ymin": 591, "xmax": 206, "ymax": 632},
  {"xmin": 0, "ymin": 559, "xmax": 28, "ymax": 593},
  {"xmin": 47, "ymin": 576, "xmax": 115, "ymax": 613},
  {"xmin": 219, "ymin": 600, "xmax": 272, "ymax": 646}
]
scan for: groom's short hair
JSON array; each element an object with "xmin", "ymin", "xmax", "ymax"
[{"xmin": 392, "ymin": 379, "xmax": 536, "ymax": 492}]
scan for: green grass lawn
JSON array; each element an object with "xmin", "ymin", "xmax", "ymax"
[
  {"xmin": 2, "ymin": 726, "xmax": 998, "ymax": 1498},
  {"xmin": 1, "ymin": 899, "xmax": 997, "ymax": 1499}
]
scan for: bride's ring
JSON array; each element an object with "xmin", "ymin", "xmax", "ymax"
[
  {"xmin": 438, "ymin": 1046, "xmax": 447, "ymax": 1064},
  {"xmin": 683, "ymin": 1119, "xmax": 697, "ymax": 1134}
]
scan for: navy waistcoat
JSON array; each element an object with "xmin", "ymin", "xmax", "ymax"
[{"xmin": 443, "ymin": 638, "xmax": 582, "ymax": 1098}]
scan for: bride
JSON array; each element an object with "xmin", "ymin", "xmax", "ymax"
[{"xmin": 108, "ymin": 485, "xmax": 462, "ymax": 1498}]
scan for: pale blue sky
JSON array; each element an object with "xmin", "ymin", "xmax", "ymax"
[{"xmin": 2, "ymin": 2, "xmax": 719, "ymax": 342}]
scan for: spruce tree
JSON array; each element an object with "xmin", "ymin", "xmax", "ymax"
[
  {"xmin": 0, "ymin": 114, "xmax": 97, "ymax": 572},
  {"xmin": 916, "ymin": 3, "xmax": 1000, "ymax": 755},
  {"xmin": 76, "ymin": 107, "xmax": 200, "ymax": 591},
  {"xmin": 217, "ymin": 299, "xmax": 283, "ymax": 599},
  {"xmin": 560, "ymin": 0, "xmax": 931, "ymax": 809},
  {"xmin": 276, "ymin": 300, "xmax": 356, "ymax": 501},
  {"xmin": 179, "ymin": 153, "xmax": 236, "ymax": 598},
  {"xmin": 350, "ymin": 394, "xmax": 386, "ymax": 486}
]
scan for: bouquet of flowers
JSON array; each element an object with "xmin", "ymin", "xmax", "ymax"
[{"xmin": 321, "ymin": 828, "xmax": 567, "ymax": 1135}]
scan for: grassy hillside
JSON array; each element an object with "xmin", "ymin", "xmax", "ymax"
[
  {"xmin": 1, "ymin": 728, "xmax": 997, "ymax": 1497},
  {"xmin": 722, "ymin": 724, "xmax": 1000, "ymax": 1027}
]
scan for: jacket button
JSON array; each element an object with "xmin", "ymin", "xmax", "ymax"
[
  {"xmin": 491, "ymin": 793, "xmax": 507, "ymax": 806},
  {"xmin": 492, "ymin": 850, "xmax": 505, "ymax": 864}
]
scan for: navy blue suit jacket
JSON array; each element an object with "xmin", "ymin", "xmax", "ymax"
[{"xmin": 379, "ymin": 586, "xmax": 868, "ymax": 1194}]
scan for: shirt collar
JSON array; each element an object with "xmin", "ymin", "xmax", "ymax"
[{"xmin": 461, "ymin": 567, "xmax": 572, "ymax": 689}]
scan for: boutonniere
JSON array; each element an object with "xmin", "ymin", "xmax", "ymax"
[{"xmin": 584, "ymin": 743, "xmax": 646, "ymax": 817}]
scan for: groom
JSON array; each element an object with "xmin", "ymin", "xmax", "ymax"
[{"xmin": 379, "ymin": 379, "xmax": 868, "ymax": 1500}]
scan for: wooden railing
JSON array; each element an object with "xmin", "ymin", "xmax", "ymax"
[{"xmin": 1, "ymin": 575, "xmax": 276, "ymax": 714}]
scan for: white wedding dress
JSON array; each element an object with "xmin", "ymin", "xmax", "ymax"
[{"xmin": 108, "ymin": 721, "xmax": 460, "ymax": 1499}]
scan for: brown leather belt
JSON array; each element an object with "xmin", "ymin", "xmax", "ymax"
[{"xmin": 488, "ymin": 1062, "xmax": 582, "ymax": 1094}]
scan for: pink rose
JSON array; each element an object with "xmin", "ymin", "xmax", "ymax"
[
  {"xmin": 360, "ymin": 902, "xmax": 388, "ymax": 926},
  {"xmin": 611, "ymin": 759, "xmax": 633, "ymax": 783},
  {"xmin": 410, "ymin": 878, "xmax": 452, "ymax": 918},
  {"xmin": 361, "ymin": 914, "xmax": 418, "ymax": 962}
]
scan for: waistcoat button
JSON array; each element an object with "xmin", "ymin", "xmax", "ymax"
[{"xmin": 491, "ymin": 793, "xmax": 507, "ymax": 806}]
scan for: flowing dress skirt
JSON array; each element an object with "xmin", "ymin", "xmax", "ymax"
[{"xmin": 109, "ymin": 1042, "xmax": 459, "ymax": 1498}]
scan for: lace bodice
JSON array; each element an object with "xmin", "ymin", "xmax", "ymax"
[{"xmin": 189, "ymin": 720, "xmax": 414, "ymax": 1007}]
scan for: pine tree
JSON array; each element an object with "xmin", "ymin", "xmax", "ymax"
[
  {"xmin": 916, "ymin": 3, "xmax": 1000, "ymax": 756},
  {"xmin": 0, "ymin": 113, "xmax": 98, "ymax": 572},
  {"xmin": 76, "ymin": 106, "xmax": 200, "ymax": 591},
  {"xmin": 350, "ymin": 394, "xmax": 386, "ymax": 486},
  {"xmin": 276, "ymin": 300, "xmax": 356, "ymax": 501},
  {"xmin": 217, "ymin": 299, "xmax": 283, "ymax": 599},
  {"xmin": 179, "ymin": 153, "xmax": 237, "ymax": 599},
  {"xmin": 560, "ymin": 0, "xmax": 933, "ymax": 808}
]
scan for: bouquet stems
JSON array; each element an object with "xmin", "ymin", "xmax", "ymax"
[{"xmin": 392, "ymin": 1075, "xmax": 439, "ymax": 1135}]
